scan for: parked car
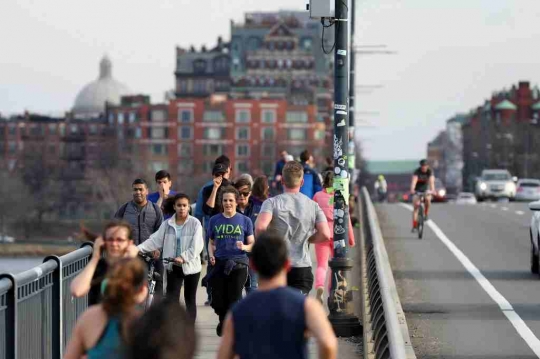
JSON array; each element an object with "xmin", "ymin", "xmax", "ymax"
[
  {"xmin": 456, "ymin": 192, "xmax": 477, "ymax": 205},
  {"xmin": 516, "ymin": 179, "xmax": 540, "ymax": 202},
  {"xmin": 475, "ymin": 169, "xmax": 516, "ymax": 201},
  {"xmin": 0, "ymin": 234, "xmax": 15, "ymax": 243},
  {"xmin": 529, "ymin": 201, "xmax": 540, "ymax": 274}
]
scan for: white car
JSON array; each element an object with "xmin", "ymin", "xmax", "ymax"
[
  {"xmin": 475, "ymin": 169, "xmax": 516, "ymax": 201},
  {"xmin": 0, "ymin": 234, "xmax": 15, "ymax": 243},
  {"xmin": 516, "ymin": 179, "xmax": 540, "ymax": 202},
  {"xmin": 456, "ymin": 192, "xmax": 477, "ymax": 205},
  {"xmin": 530, "ymin": 201, "xmax": 540, "ymax": 274}
]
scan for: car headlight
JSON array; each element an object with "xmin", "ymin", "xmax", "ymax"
[
  {"xmin": 438, "ymin": 189, "xmax": 446, "ymax": 197},
  {"xmin": 506, "ymin": 182, "xmax": 516, "ymax": 192},
  {"xmin": 479, "ymin": 182, "xmax": 487, "ymax": 190}
]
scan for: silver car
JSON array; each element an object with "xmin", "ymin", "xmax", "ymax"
[
  {"xmin": 475, "ymin": 169, "xmax": 516, "ymax": 201},
  {"xmin": 516, "ymin": 179, "xmax": 540, "ymax": 202}
]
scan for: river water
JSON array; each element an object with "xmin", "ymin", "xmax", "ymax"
[{"xmin": 0, "ymin": 257, "xmax": 44, "ymax": 274}]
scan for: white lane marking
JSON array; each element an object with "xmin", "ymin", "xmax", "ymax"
[
  {"xmin": 399, "ymin": 203, "xmax": 540, "ymax": 357},
  {"xmin": 516, "ymin": 211, "xmax": 525, "ymax": 216},
  {"xmin": 502, "ymin": 207, "xmax": 509, "ymax": 211},
  {"xmin": 490, "ymin": 204, "xmax": 497, "ymax": 208}
]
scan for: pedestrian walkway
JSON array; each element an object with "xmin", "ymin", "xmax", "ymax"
[{"xmin": 187, "ymin": 244, "xmax": 362, "ymax": 359}]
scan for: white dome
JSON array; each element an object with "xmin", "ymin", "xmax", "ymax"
[{"xmin": 72, "ymin": 56, "xmax": 131, "ymax": 117}]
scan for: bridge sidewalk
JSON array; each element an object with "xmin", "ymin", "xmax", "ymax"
[{"xmin": 190, "ymin": 245, "xmax": 362, "ymax": 359}]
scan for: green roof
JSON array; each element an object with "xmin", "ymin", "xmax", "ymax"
[
  {"xmin": 366, "ymin": 160, "xmax": 418, "ymax": 175},
  {"xmin": 495, "ymin": 99, "xmax": 517, "ymax": 111}
]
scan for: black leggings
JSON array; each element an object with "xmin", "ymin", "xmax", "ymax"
[
  {"xmin": 167, "ymin": 265, "xmax": 201, "ymax": 321},
  {"xmin": 210, "ymin": 265, "xmax": 248, "ymax": 323}
]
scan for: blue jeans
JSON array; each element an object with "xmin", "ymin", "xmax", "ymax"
[{"xmin": 245, "ymin": 266, "xmax": 258, "ymax": 294}]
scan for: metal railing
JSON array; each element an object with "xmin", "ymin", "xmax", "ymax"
[
  {"xmin": 0, "ymin": 243, "xmax": 93, "ymax": 359},
  {"xmin": 359, "ymin": 188, "xmax": 416, "ymax": 359}
]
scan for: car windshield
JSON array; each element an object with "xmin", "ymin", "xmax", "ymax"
[
  {"xmin": 519, "ymin": 182, "xmax": 540, "ymax": 188},
  {"xmin": 483, "ymin": 173, "xmax": 510, "ymax": 181}
]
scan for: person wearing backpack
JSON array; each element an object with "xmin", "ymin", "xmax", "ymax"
[{"xmin": 115, "ymin": 178, "xmax": 164, "ymax": 295}]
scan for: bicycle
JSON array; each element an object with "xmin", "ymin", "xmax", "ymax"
[
  {"xmin": 139, "ymin": 253, "xmax": 175, "ymax": 310},
  {"xmin": 414, "ymin": 191, "xmax": 430, "ymax": 239}
]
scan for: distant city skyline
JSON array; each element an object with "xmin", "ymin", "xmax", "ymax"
[{"xmin": 2, "ymin": 0, "xmax": 540, "ymax": 161}]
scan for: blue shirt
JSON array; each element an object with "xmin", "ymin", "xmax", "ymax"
[
  {"xmin": 195, "ymin": 181, "xmax": 213, "ymax": 228},
  {"xmin": 147, "ymin": 190, "xmax": 178, "ymax": 220},
  {"xmin": 207, "ymin": 213, "xmax": 253, "ymax": 260},
  {"xmin": 232, "ymin": 287, "xmax": 307, "ymax": 359}
]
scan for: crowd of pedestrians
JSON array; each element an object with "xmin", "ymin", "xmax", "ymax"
[{"xmin": 65, "ymin": 149, "xmax": 354, "ymax": 359}]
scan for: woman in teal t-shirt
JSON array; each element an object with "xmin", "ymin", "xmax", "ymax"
[{"xmin": 207, "ymin": 185, "xmax": 254, "ymax": 337}]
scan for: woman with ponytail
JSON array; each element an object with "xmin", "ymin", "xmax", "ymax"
[{"xmin": 64, "ymin": 258, "xmax": 148, "ymax": 359}]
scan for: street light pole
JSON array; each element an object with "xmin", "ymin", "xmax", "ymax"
[{"xmin": 328, "ymin": 0, "xmax": 362, "ymax": 337}]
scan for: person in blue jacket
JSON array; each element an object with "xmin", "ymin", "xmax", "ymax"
[{"xmin": 299, "ymin": 150, "xmax": 322, "ymax": 199}]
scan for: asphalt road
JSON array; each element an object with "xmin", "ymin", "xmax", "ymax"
[{"xmin": 377, "ymin": 201, "xmax": 540, "ymax": 359}]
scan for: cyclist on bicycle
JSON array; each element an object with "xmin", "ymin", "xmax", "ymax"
[{"xmin": 410, "ymin": 159, "xmax": 435, "ymax": 230}]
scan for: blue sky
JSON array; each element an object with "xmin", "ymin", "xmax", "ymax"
[{"xmin": 1, "ymin": 0, "xmax": 539, "ymax": 160}]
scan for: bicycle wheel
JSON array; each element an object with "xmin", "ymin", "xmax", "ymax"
[{"xmin": 417, "ymin": 205, "xmax": 424, "ymax": 239}]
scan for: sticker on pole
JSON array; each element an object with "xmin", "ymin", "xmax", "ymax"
[
  {"xmin": 333, "ymin": 177, "xmax": 350, "ymax": 201},
  {"xmin": 334, "ymin": 104, "xmax": 347, "ymax": 110},
  {"xmin": 348, "ymin": 155, "xmax": 356, "ymax": 168},
  {"xmin": 337, "ymin": 119, "xmax": 346, "ymax": 127},
  {"xmin": 336, "ymin": 110, "xmax": 347, "ymax": 115},
  {"xmin": 334, "ymin": 239, "xmax": 346, "ymax": 248},
  {"xmin": 337, "ymin": 49, "xmax": 347, "ymax": 56}
]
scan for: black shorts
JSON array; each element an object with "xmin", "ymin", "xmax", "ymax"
[{"xmin": 287, "ymin": 267, "xmax": 314, "ymax": 296}]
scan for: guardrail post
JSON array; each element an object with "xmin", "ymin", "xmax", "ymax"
[
  {"xmin": 44, "ymin": 256, "xmax": 63, "ymax": 359},
  {"xmin": 0, "ymin": 274, "xmax": 17, "ymax": 359}
]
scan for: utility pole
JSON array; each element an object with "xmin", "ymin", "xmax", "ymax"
[
  {"xmin": 348, "ymin": 0, "xmax": 356, "ymax": 191},
  {"xmin": 327, "ymin": 0, "xmax": 362, "ymax": 337}
]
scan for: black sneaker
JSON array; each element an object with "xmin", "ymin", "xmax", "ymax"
[{"xmin": 216, "ymin": 322, "xmax": 223, "ymax": 337}]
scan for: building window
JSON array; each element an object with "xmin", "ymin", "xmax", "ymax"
[
  {"xmin": 314, "ymin": 130, "xmax": 325, "ymax": 140},
  {"xmin": 236, "ymin": 127, "xmax": 250, "ymax": 140},
  {"xmin": 261, "ymin": 127, "xmax": 275, "ymax": 141},
  {"xmin": 151, "ymin": 144, "xmax": 167, "ymax": 155},
  {"xmin": 129, "ymin": 112, "xmax": 137, "ymax": 123},
  {"xmin": 135, "ymin": 127, "xmax": 142, "ymax": 139},
  {"xmin": 8, "ymin": 125, "xmax": 16, "ymax": 136},
  {"xmin": 8, "ymin": 142, "xmax": 16, "ymax": 154},
  {"xmin": 70, "ymin": 124, "xmax": 78, "ymax": 134},
  {"xmin": 178, "ymin": 143, "xmax": 192, "ymax": 157},
  {"xmin": 261, "ymin": 144, "xmax": 276, "ymax": 158},
  {"xmin": 235, "ymin": 161, "xmax": 249, "ymax": 173},
  {"xmin": 178, "ymin": 160, "xmax": 194, "ymax": 174},
  {"xmin": 178, "ymin": 126, "xmax": 192, "ymax": 140},
  {"xmin": 193, "ymin": 59, "xmax": 207, "ymax": 74},
  {"xmin": 203, "ymin": 160, "xmax": 215, "ymax": 173},
  {"xmin": 286, "ymin": 111, "xmax": 308, "ymax": 123},
  {"xmin": 178, "ymin": 109, "xmax": 193, "ymax": 123},
  {"xmin": 59, "ymin": 124, "xmax": 65, "ymax": 136},
  {"xmin": 177, "ymin": 79, "xmax": 188, "ymax": 93},
  {"xmin": 151, "ymin": 110, "xmax": 166, "ymax": 122},
  {"xmin": 203, "ymin": 111, "xmax": 225, "ymax": 122},
  {"xmin": 203, "ymin": 128, "xmax": 225, "ymax": 140},
  {"xmin": 301, "ymin": 37, "xmax": 313, "ymax": 51},
  {"xmin": 261, "ymin": 109, "xmax": 276, "ymax": 123},
  {"xmin": 150, "ymin": 127, "xmax": 167, "ymax": 139},
  {"xmin": 235, "ymin": 109, "xmax": 251, "ymax": 123},
  {"xmin": 203, "ymin": 144, "xmax": 225, "ymax": 156},
  {"xmin": 287, "ymin": 129, "xmax": 307, "ymax": 140},
  {"xmin": 118, "ymin": 113, "xmax": 124, "ymax": 124},
  {"xmin": 48, "ymin": 124, "xmax": 57, "ymax": 135},
  {"xmin": 193, "ymin": 79, "xmax": 207, "ymax": 93},
  {"xmin": 236, "ymin": 144, "xmax": 250, "ymax": 157}
]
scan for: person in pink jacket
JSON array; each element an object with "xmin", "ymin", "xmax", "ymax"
[{"xmin": 312, "ymin": 171, "xmax": 355, "ymax": 304}]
